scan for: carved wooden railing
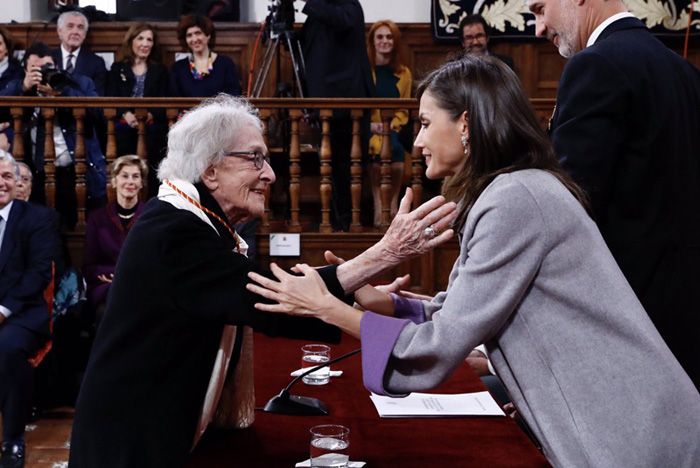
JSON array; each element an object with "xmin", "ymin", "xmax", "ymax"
[{"xmin": 0, "ymin": 96, "xmax": 556, "ymax": 233}]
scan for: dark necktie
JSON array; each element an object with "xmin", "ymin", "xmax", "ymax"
[{"xmin": 65, "ymin": 54, "xmax": 74, "ymax": 74}]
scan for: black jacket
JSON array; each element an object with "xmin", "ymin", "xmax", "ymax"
[
  {"xmin": 551, "ymin": 17, "xmax": 700, "ymax": 386},
  {"xmin": 69, "ymin": 193, "xmax": 342, "ymax": 468}
]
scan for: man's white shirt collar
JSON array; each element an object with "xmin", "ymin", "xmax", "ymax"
[
  {"xmin": 587, "ymin": 12, "xmax": 636, "ymax": 47},
  {"xmin": 61, "ymin": 45, "xmax": 81, "ymax": 64}
]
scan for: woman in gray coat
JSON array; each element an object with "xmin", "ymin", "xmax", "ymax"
[{"xmin": 247, "ymin": 56, "xmax": 700, "ymax": 467}]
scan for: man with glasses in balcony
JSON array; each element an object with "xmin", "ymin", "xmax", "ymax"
[
  {"xmin": 459, "ymin": 14, "xmax": 515, "ymax": 71},
  {"xmin": 0, "ymin": 41, "xmax": 107, "ymax": 229}
]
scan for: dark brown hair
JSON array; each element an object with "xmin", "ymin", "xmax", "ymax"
[
  {"xmin": 416, "ymin": 55, "xmax": 589, "ymax": 228},
  {"xmin": 177, "ymin": 14, "xmax": 215, "ymax": 51},
  {"xmin": 117, "ymin": 22, "xmax": 162, "ymax": 64},
  {"xmin": 367, "ymin": 20, "xmax": 408, "ymax": 74},
  {"xmin": 0, "ymin": 27, "xmax": 17, "ymax": 60}
]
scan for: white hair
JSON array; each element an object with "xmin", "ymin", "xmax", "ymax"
[
  {"xmin": 57, "ymin": 11, "xmax": 89, "ymax": 31},
  {"xmin": 0, "ymin": 149, "xmax": 20, "ymax": 179},
  {"xmin": 158, "ymin": 94, "xmax": 262, "ymax": 183}
]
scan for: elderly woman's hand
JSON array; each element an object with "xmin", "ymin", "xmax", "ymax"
[
  {"xmin": 247, "ymin": 263, "xmax": 363, "ymax": 336},
  {"xmin": 379, "ymin": 188, "xmax": 458, "ymax": 263}
]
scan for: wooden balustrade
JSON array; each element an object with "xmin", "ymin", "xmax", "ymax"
[{"xmin": 0, "ymin": 96, "xmax": 556, "ymax": 234}]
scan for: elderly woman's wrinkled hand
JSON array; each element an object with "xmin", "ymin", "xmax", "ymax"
[
  {"xmin": 380, "ymin": 188, "xmax": 458, "ymax": 262},
  {"xmin": 246, "ymin": 263, "xmax": 338, "ymax": 319}
]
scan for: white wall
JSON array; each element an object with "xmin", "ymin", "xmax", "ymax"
[
  {"xmin": 0, "ymin": 0, "xmax": 430, "ymax": 23},
  {"xmin": 246, "ymin": 0, "xmax": 430, "ymax": 23}
]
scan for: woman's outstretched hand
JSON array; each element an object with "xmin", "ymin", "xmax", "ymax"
[{"xmin": 379, "ymin": 188, "xmax": 458, "ymax": 263}]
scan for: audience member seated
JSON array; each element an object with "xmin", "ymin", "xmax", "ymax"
[
  {"xmin": 83, "ymin": 155, "xmax": 146, "ymax": 326},
  {"xmin": 459, "ymin": 14, "xmax": 515, "ymax": 71},
  {"xmin": 0, "ymin": 151, "xmax": 61, "ymax": 468},
  {"xmin": 12, "ymin": 162, "xmax": 32, "ymax": 203},
  {"xmin": 0, "ymin": 27, "xmax": 22, "ymax": 154},
  {"xmin": 107, "ymin": 23, "xmax": 169, "ymax": 197},
  {"xmin": 0, "ymin": 42, "xmax": 108, "ymax": 230},
  {"xmin": 170, "ymin": 14, "xmax": 242, "ymax": 98},
  {"xmin": 367, "ymin": 20, "xmax": 412, "ymax": 226},
  {"xmin": 51, "ymin": 10, "xmax": 107, "ymax": 96}
]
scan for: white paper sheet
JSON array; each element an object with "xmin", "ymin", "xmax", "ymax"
[{"xmin": 369, "ymin": 391, "xmax": 505, "ymax": 418}]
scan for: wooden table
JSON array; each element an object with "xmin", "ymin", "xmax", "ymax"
[{"xmin": 187, "ymin": 333, "xmax": 549, "ymax": 467}]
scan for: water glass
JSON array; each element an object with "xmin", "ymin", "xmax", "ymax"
[
  {"xmin": 301, "ymin": 344, "xmax": 331, "ymax": 385},
  {"xmin": 309, "ymin": 424, "xmax": 350, "ymax": 468}
]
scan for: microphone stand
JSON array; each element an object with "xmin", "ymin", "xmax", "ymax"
[{"xmin": 263, "ymin": 348, "xmax": 361, "ymax": 416}]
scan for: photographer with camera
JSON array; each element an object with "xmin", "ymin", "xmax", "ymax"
[{"xmin": 0, "ymin": 42, "xmax": 107, "ymax": 230}]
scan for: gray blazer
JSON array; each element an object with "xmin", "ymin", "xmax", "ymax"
[{"xmin": 360, "ymin": 170, "xmax": 700, "ymax": 467}]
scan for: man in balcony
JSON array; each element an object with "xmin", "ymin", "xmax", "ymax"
[
  {"xmin": 459, "ymin": 14, "xmax": 515, "ymax": 71},
  {"xmin": 528, "ymin": 0, "xmax": 700, "ymax": 388},
  {"xmin": 51, "ymin": 10, "xmax": 107, "ymax": 97},
  {"xmin": 0, "ymin": 41, "xmax": 107, "ymax": 230},
  {"xmin": 0, "ymin": 151, "xmax": 61, "ymax": 468}
]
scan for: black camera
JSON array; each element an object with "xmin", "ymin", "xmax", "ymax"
[
  {"xmin": 40, "ymin": 64, "xmax": 74, "ymax": 91},
  {"xmin": 267, "ymin": 0, "xmax": 295, "ymax": 37}
]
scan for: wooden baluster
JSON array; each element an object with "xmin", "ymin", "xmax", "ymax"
[
  {"xmin": 135, "ymin": 107, "xmax": 148, "ymax": 159},
  {"xmin": 73, "ymin": 108, "xmax": 87, "ymax": 229},
  {"xmin": 379, "ymin": 109, "xmax": 393, "ymax": 230},
  {"xmin": 10, "ymin": 107, "xmax": 24, "ymax": 161},
  {"xmin": 104, "ymin": 108, "xmax": 117, "ymax": 203},
  {"xmin": 350, "ymin": 109, "xmax": 363, "ymax": 232},
  {"xmin": 259, "ymin": 109, "xmax": 271, "ymax": 234},
  {"xmin": 166, "ymin": 108, "xmax": 179, "ymax": 128},
  {"xmin": 319, "ymin": 109, "xmax": 333, "ymax": 233},
  {"xmin": 411, "ymin": 113, "xmax": 424, "ymax": 209},
  {"xmin": 288, "ymin": 109, "xmax": 302, "ymax": 233},
  {"xmin": 41, "ymin": 108, "xmax": 56, "ymax": 209}
]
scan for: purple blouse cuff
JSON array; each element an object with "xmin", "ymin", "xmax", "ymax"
[
  {"xmin": 390, "ymin": 294, "xmax": 426, "ymax": 324},
  {"xmin": 360, "ymin": 311, "xmax": 410, "ymax": 396}
]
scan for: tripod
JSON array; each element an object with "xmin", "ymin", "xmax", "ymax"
[{"xmin": 252, "ymin": 29, "xmax": 307, "ymax": 98}]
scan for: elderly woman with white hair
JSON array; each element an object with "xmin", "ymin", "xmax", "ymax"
[{"xmin": 68, "ymin": 94, "xmax": 456, "ymax": 468}]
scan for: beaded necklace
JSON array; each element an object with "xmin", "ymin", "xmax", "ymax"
[
  {"xmin": 189, "ymin": 51, "xmax": 214, "ymax": 80},
  {"xmin": 164, "ymin": 179, "xmax": 239, "ymax": 250}
]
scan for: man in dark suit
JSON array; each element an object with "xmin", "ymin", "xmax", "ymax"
[
  {"xmin": 51, "ymin": 10, "xmax": 107, "ymax": 96},
  {"xmin": 459, "ymin": 14, "xmax": 515, "ymax": 72},
  {"xmin": 528, "ymin": 0, "xmax": 700, "ymax": 387},
  {"xmin": 300, "ymin": 0, "xmax": 374, "ymax": 230},
  {"xmin": 0, "ymin": 152, "xmax": 60, "ymax": 468},
  {"xmin": 0, "ymin": 42, "xmax": 108, "ymax": 229}
]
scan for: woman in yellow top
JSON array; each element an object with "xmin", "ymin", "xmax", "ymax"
[{"xmin": 367, "ymin": 20, "xmax": 412, "ymax": 227}]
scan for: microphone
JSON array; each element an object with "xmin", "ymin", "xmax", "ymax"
[{"xmin": 263, "ymin": 348, "xmax": 361, "ymax": 416}]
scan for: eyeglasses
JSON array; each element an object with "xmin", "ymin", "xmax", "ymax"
[
  {"xmin": 222, "ymin": 150, "xmax": 270, "ymax": 170},
  {"xmin": 463, "ymin": 33, "xmax": 486, "ymax": 42}
]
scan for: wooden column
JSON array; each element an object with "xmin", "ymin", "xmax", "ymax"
[
  {"xmin": 379, "ymin": 109, "xmax": 393, "ymax": 231},
  {"xmin": 104, "ymin": 108, "xmax": 117, "ymax": 203},
  {"xmin": 411, "ymin": 113, "xmax": 424, "ymax": 208},
  {"xmin": 259, "ymin": 109, "xmax": 271, "ymax": 234},
  {"xmin": 288, "ymin": 109, "xmax": 302, "ymax": 233},
  {"xmin": 135, "ymin": 107, "xmax": 148, "ymax": 159},
  {"xmin": 350, "ymin": 109, "xmax": 363, "ymax": 232},
  {"xmin": 166, "ymin": 108, "xmax": 179, "ymax": 128},
  {"xmin": 319, "ymin": 109, "xmax": 333, "ymax": 233},
  {"xmin": 73, "ymin": 108, "xmax": 87, "ymax": 229},
  {"xmin": 10, "ymin": 108, "xmax": 24, "ymax": 161},
  {"xmin": 41, "ymin": 108, "xmax": 56, "ymax": 208}
]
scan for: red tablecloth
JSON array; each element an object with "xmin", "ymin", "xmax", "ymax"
[{"xmin": 187, "ymin": 333, "xmax": 549, "ymax": 467}]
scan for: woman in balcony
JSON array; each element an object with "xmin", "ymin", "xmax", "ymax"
[
  {"xmin": 83, "ymin": 155, "xmax": 147, "ymax": 326},
  {"xmin": 0, "ymin": 27, "xmax": 22, "ymax": 152},
  {"xmin": 107, "ymin": 23, "xmax": 169, "ymax": 197},
  {"xmin": 367, "ymin": 20, "xmax": 412, "ymax": 227},
  {"xmin": 247, "ymin": 56, "xmax": 700, "ymax": 467},
  {"xmin": 169, "ymin": 14, "xmax": 241, "ymax": 98}
]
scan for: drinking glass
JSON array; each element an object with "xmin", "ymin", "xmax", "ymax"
[
  {"xmin": 309, "ymin": 424, "xmax": 350, "ymax": 468},
  {"xmin": 301, "ymin": 344, "xmax": 331, "ymax": 385}
]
